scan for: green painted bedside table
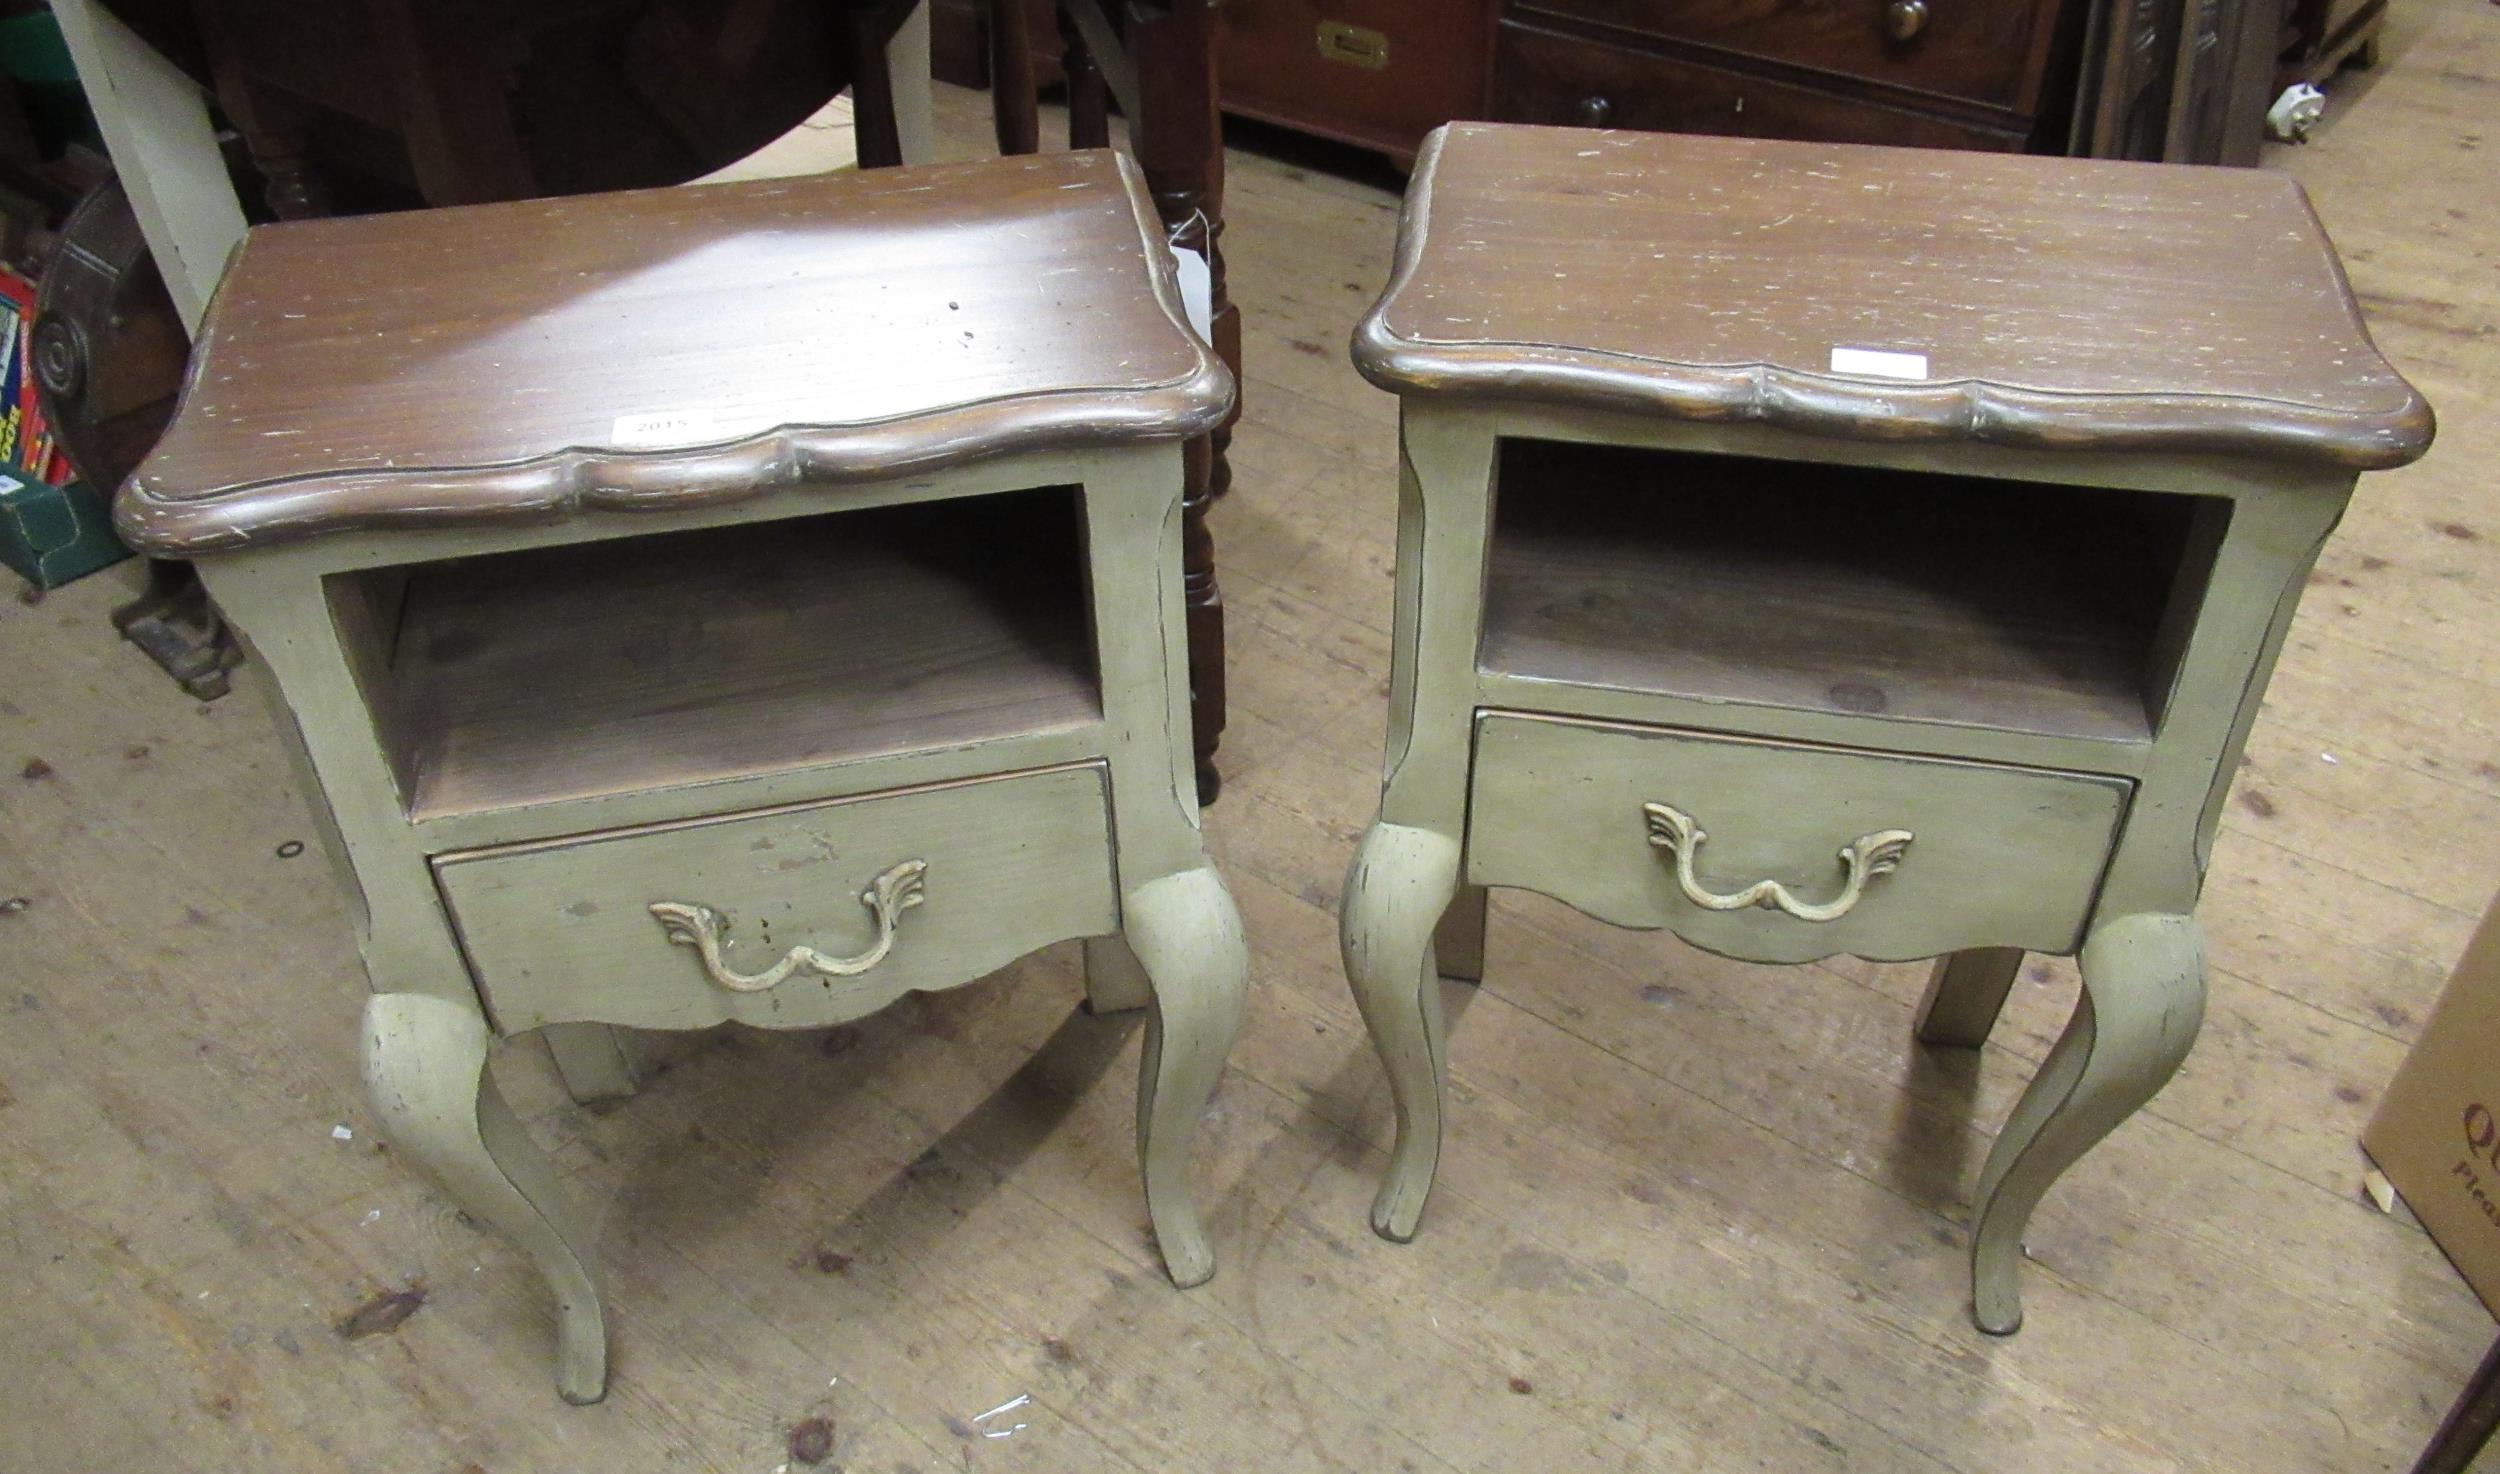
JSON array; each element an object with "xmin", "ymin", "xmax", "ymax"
[
  {"xmin": 1337, "ymin": 123, "xmax": 2432, "ymax": 1333},
  {"xmin": 119, "ymin": 149, "xmax": 1247, "ymax": 1402}
]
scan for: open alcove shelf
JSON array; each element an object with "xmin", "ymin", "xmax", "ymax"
[
  {"xmin": 1477, "ymin": 438, "xmax": 2229, "ymax": 745},
  {"xmin": 326, "ymin": 486, "xmax": 1101, "ymax": 820}
]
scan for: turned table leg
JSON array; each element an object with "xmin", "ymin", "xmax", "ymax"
[
  {"xmin": 1968, "ymin": 913, "xmax": 2204, "ymax": 1334},
  {"xmin": 1915, "ymin": 946, "xmax": 2026, "ymax": 1047},
  {"xmin": 364, "ymin": 994, "xmax": 608, "ymax": 1403},
  {"xmin": 986, "ymin": 0, "xmax": 1039, "ymax": 154},
  {"xmin": 1342, "ymin": 821, "xmax": 1463, "ymax": 1241},
  {"xmin": 1057, "ymin": 3, "xmax": 1111, "ymax": 149},
  {"xmin": 1122, "ymin": 866, "xmax": 1248, "ymax": 1287},
  {"xmin": 845, "ymin": 0, "xmax": 918, "ymax": 169},
  {"xmin": 1125, "ymin": 0, "xmax": 1233, "ymax": 799}
]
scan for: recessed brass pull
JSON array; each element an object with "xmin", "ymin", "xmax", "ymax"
[
  {"xmin": 649, "ymin": 859, "xmax": 926, "ymax": 992},
  {"xmin": 1317, "ymin": 20, "xmax": 1389, "ymax": 69},
  {"xmin": 1643, "ymin": 803, "xmax": 1912, "ymax": 923}
]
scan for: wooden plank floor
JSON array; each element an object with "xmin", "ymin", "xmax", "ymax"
[{"xmin": 5, "ymin": 6, "xmax": 2497, "ymax": 1466}]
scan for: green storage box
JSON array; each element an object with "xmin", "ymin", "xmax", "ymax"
[{"xmin": 0, "ymin": 468, "xmax": 131, "ymax": 589}]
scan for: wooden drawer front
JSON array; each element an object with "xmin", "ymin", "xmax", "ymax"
[
  {"xmin": 1493, "ymin": 20, "xmax": 2028, "ymax": 151},
  {"xmin": 1219, "ymin": 0, "xmax": 1494, "ymax": 162},
  {"xmin": 1466, "ymin": 714, "xmax": 2127, "ymax": 962},
  {"xmin": 436, "ymin": 765, "xmax": 1118, "ymax": 1033},
  {"xmin": 1508, "ymin": 0, "xmax": 2056, "ymax": 113}
]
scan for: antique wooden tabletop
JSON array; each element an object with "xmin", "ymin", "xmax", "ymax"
[
  {"xmin": 1355, "ymin": 123, "xmax": 2431, "ymax": 470},
  {"xmin": 120, "ymin": 148, "xmax": 1232, "ymax": 555}
]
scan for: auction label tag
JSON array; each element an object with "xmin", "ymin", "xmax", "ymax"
[{"xmin": 1827, "ymin": 346, "xmax": 1930, "ymax": 381}]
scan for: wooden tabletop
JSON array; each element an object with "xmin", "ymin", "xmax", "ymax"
[
  {"xmin": 1355, "ymin": 124, "xmax": 2432, "ymax": 470},
  {"xmin": 121, "ymin": 149, "xmax": 1232, "ymax": 556}
]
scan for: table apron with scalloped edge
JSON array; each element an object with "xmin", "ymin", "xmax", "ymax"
[
  {"xmin": 434, "ymin": 762, "xmax": 1119, "ymax": 1034},
  {"xmin": 1463, "ymin": 712, "xmax": 2131, "ymax": 965}
]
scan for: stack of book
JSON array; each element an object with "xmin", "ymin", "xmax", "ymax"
[{"xmin": 0, "ymin": 263, "xmax": 128, "ymax": 589}]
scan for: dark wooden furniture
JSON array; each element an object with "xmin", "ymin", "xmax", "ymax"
[
  {"xmin": 1492, "ymin": 0, "xmax": 2077, "ymax": 152},
  {"xmin": 980, "ymin": 0, "xmax": 1238, "ymax": 794},
  {"xmin": 948, "ymin": 0, "xmax": 2279, "ymax": 167},
  {"xmin": 2277, "ymin": 0, "xmax": 2385, "ymax": 95},
  {"xmin": 2412, "ymin": 1331, "xmax": 2500, "ymax": 1474},
  {"xmin": 1212, "ymin": 0, "xmax": 1498, "ymax": 168},
  {"xmin": 1337, "ymin": 122, "xmax": 2429, "ymax": 1333},
  {"xmin": 119, "ymin": 149, "xmax": 1247, "ymax": 1403},
  {"xmin": 1497, "ymin": 0, "xmax": 2282, "ymax": 162},
  {"xmin": 943, "ymin": 0, "xmax": 1492, "ymax": 165}
]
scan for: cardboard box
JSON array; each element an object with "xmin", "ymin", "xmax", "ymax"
[
  {"xmin": 2363, "ymin": 895, "xmax": 2500, "ymax": 1318},
  {"xmin": 0, "ymin": 467, "xmax": 129, "ymax": 589}
]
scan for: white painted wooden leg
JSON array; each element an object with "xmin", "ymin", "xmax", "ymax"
[
  {"xmin": 1914, "ymin": 947, "xmax": 2026, "ymax": 1047},
  {"xmin": 364, "ymin": 994, "xmax": 608, "ymax": 1403},
  {"xmin": 1122, "ymin": 866, "xmax": 1247, "ymax": 1288},
  {"xmin": 1434, "ymin": 883, "xmax": 1488, "ymax": 985},
  {"xmin": 541, "ymin": 1023, "xmax": 643, "ymax": 1104},
  {"xmin": 1342, "ymin": 820, "xmax": 1463, "ymax": 1242},
  {"xmin": 1967, "ymin": 914, "xmax": 2204, "ymax": 1334},
  {"xmin": 1083, "ymin": 934, "xmax": 1154, "ymax": 1015}
]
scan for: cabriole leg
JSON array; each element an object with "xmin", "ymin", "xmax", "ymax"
[
  {"xmin": 1342, "ymin": 821, "xmax": 1463, "ymax": 1242},
  {"xmin": 1915, "ymin": 947, "xmax": 2026, "ymax": 1047},
  {"xmin": 1122, "ymin": 866, "xmax": 1248, "ymax": 1288},
  {"xmin": 1434, "ymin": 882, "xmax": 1488, "ymax": 985},
  {"xmin": 540, "ymin": 1022, "xmax": 642, "ymax": 1104},
  {"xmin": 1967, "ymin": 914, "xmax": 2204, "ymax": 1334},
  {"xmin": 364, "ymin": 993, "xmax": 608, "ymax": 1403},
  {"xmin": 1082, "ymin": 934, "xmax": 1154, "ymax": 1015}
]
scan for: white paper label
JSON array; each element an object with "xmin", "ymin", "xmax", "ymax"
[
  {"xmin": 1170, "ymin": 244, "xmax": 1214, "ymax": 342},
  {"xmin": 609, "ymin": 409, "xmax": 717, "ymax": 448},
  {"xmin": 1828, "ymin": 346, "xmax": 1930, "ymax": 381}
]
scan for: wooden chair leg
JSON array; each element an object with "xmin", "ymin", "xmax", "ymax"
[
  {"xmin": 846, "ymin": 0, "xmax": 911, "ymax": 168},
  {"xmin": 2413, "ymin": 1331, "xmax": 2500, "ymax": 1474},
  {"xmin": 1125, "ymin": 1, "xmax": 1237, "ymax": 497},
  {"xmin": 1058, "ymin": 3, "xmax": 1111, "ymax": 149},
  {"xmin": 886, "ymin": 0, "xmax": 937, "ymax": 163},
  {"xmin": 988, "ymin": 0, "xmax": 1039, "ymax": 155},
  {"xmin": 1125, "ymin": 0, "xmax": 1231, "ymax": 796},
  {"xmin": 1180, "ymin": 434, "xmax": 1225, "ymax": 802}
]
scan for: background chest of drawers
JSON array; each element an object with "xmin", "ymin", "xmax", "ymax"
[
  {"xmin": 1491, "ymin": 0, "xmax": 2073, "ymax": 153},
  {"xmin": 939, "ymin": 0, "xmax": 2278, "ymax": 168}
]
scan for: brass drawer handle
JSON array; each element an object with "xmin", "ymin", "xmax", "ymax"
[
  {"xmin": 649, "ymin": 859, "xmax": 927, "ymax": 992},
  {"xmin": 1885, "ymin": 0, "xmax": 1929, "ymax": 40},
  {"xmin": 1643, "ymin": 803, "xmax": 1912, "ymax": 923},
  {"xmin": 1317, "ymin": 20, "xmax": 1389, "ymax": 69}
]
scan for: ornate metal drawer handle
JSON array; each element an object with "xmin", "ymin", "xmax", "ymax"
[
  {"xmin": 1642, "ymin": 803, "xmax": 1912, "ymax": 923},
  {"xmin": 648, "ymin": 860, "xmax": 927, "ymax": 992}
]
